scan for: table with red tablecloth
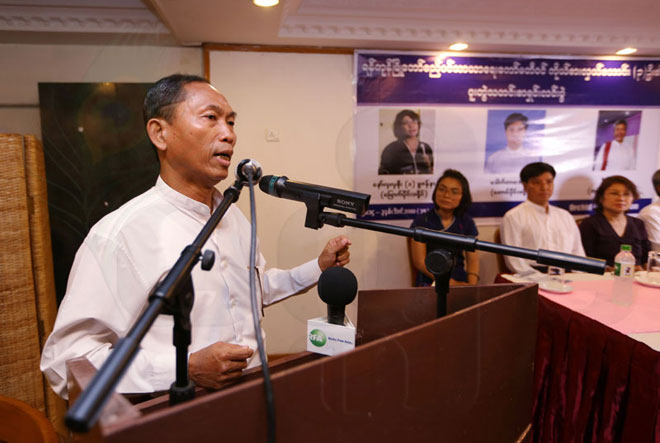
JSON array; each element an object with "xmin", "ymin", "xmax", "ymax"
[{"xmin": 499, "ymin": 275, "xmax": 660, "ymax": 441}]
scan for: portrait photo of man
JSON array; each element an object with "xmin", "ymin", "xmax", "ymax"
[
  {"xmin": 484, "ymin": 110, "xmax": 544, "ymax": 174},
  {"xmin": 593, "ymin": 111, "xmax": 641, "ymax": 171}
]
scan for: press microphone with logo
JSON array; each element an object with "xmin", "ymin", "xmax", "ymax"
[
  {"xmin": 307, "ymin": 266, "xmax": 358, "ymax": 356},
  {"xmin": 318, "ymin": 266, "xmax": 358, "ymax": 325},
  {"xmin": 259, "ymin": 175, "xmax": 370, "ymax": 216},
  {"xmin": 235, "ymin": 158, "xmax": 262, "ymax": 183}
]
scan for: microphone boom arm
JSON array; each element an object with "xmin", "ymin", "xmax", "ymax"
[{"xmin": 318, "ymin": 211, "xmax": 606, "ymax": 275}]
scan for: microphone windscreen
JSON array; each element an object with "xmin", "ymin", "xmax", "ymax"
[
  {"xmin": 259, "ymin": 175, "xmax": 280, "ymax": 195},
  {"xmin": 235, "ymin": 159, "xmax": 262, "ymax": 182},
  {"xmin": 318, "ymin": 266, "xmax": 358, "ymax": 306},
  {"xmin": 424, "ymin": 249, "xmax": 455, "ymax": 276}
]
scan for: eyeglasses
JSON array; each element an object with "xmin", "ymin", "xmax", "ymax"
[
  {"xmin": 605, "ymin": 191, "xmax": 633, "ymax": 198},
  {"xmin": 436, "ymin": 185, "xmax": 462, "ymax": 196}
]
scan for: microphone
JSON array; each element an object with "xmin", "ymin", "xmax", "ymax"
[
  {"xmin": 425, "ymin": 249, "xmax": 455, "ymax": 277},
  {"xmin": 318, "ymin": 266, "xmax": 358, "ymax": 325},
  {"xmin": 235, "ymin": 159, "xmax": 262, "ymax": 182},
  {"xmin": 307, "ymin": 266, "xmax": 357, "ymax": 356},
  {"xmin": 259, "ymin": 175, "xmax": 370, "ymax": 216}
]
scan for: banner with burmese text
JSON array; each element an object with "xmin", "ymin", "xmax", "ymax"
[{"xmin": 354, "ymin": 51, "xmax": 660, "ymax": 223}]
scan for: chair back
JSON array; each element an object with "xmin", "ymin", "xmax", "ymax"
[
  {"xmin": 493, "ymin": 227, "xmax": 512, "ymax": 277},
  {"xmin": 0, "ymin": 395, "xmax": 57, "ymax": 443}
]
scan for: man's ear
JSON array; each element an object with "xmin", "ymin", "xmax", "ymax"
[{"xmin": 146, "ymin": 118, "xmax": 169, "ymax": 153}]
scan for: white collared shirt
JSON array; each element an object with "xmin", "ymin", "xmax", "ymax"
[
  {"xmin": 501, "ymin": 199, "xmax": 585, "ymax": 274},
  {"xmin": 485, "ymin": 146, "xmax": 542, "ymax": 174},
  {"xmin": 639, "ymin": 200, "xmax": 660, "ymax": 251},
  {"xmin": 593, "ymin": 139, "xmax": 635, "ymax": 170},
  {"xmin": 41, "ymin": 177, "xmax": 321, "ymax": 398}
]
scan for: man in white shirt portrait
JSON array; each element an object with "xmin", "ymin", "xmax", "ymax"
[
  {"xmin": 500, "ymin": 162, "xmax": 585, "ymax": 274},
  {"xmin": 40, "ymin": 74, "xmax": 351, "ymax": 398},
  {"xmin": 593, "ymin": 119, "xmax": 635, "ymax": 171},
  {"xmin": 485, "ymin": 112, "xmax": 542, "ymax": 174},
  {"xmin": 639, "ymin": 169, "xmax": 660, "ymax": 251}
]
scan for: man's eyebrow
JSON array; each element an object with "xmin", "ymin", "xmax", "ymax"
[
  {"xmin": 204, "ymin": 105, "xmax": 236, "ymax": 119},
  {"xmin": 204, "ymin": 105, "xmax": 236, "ymax": 117}
]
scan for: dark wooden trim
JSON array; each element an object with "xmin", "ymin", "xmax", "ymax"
[
  {"xmin": 202, "ymin": 43, "xmax": 354, "ymax": 55},
  {"xmin": 203, "ymin": 48, "xmax": 210, "ymax": 81},
  {"xmin": 267, "ymin": 353, "xmax": 294, "ymax": 362}
]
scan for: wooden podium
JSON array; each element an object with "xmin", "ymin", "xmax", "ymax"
[{"xmin": 68, "ymin": 283, "xmax": 537, "ymax": 442}]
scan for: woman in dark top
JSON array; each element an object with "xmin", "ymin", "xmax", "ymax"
[
  {"xmin": 410, "ymin": 169, "xmax": 479, "ymax": 286},
  {"xmin": 579, "ymin": 175, "xmax": 650, "ymax": 269},
  {"xmin": 379, "ymin": 109, "xmax": 433, "ymax": 175}
]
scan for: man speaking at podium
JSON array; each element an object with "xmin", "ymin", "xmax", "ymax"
[{"xmin": 40, "ymin": 74, "xmax": 351, "ymax": 398}]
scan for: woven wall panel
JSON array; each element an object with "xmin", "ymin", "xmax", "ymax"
[
  {"xmin": 23, "ymin": 135, "xmax": 67, "ymax": 436},
  {"xmin": 0, "ymin": 134, "xmax": 46, "ymax": 413}
]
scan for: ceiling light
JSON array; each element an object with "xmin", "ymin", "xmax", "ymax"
[
  {"xmin": 449, "ymin": 42, "xmax": 469, "ymax": 51},
  {"xmin": 616, "ymin": 47, "xmax": 637, "ymax": 55},
  {"xmin": 253, "ymin": 0, "xmax": 279, "ymax": 6}
]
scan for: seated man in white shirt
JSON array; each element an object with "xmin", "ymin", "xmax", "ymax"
[
  {"xmin": 639, "ymin": 169, "xmax": 660, "ymax": 251},
  {"xmin": 40, "ymin": 74, "xmax": 351, "ymax": 398},
  {"xmin": 500, "ymin": 162, "xmax": 585, "ymax": 274}
]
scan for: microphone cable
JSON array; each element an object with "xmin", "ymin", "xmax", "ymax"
[{"xmin": 246, "ymin": 168, "xmax": 276, "ymax": 443}]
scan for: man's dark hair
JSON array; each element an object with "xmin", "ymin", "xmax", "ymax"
[
  {"xmin": 594, "ymin": 175, "xmax": 639, "ymax": 213},
  {"xmin": 143, "ymin": 74, "xmax": 209, "ymax": 125},
  {"xmin": 392, "ymin": 109, "xmax": 421, "ymax": 140},
  {"xmin": 519, "ymin": 162, "xmax": 556, "ymax": 183},
  {"xmin": 653, "ymin": 169, "xmax": 660, "ymax": 197},
  {"xmin": 614, "ymin": 119, "xmax": 628, "ymax": 129},
  {"xmin": 432, "ymin": 169, "xmax": 473, "ymax": 216},
  {"xmin": 504, "ymin": 112, "xmax": 528, "ymax": 130}
]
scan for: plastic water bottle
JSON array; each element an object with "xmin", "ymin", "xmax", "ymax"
[
  {"xmin": 614, "ymin": 245, "xmax": 635, "ymax": 278},
  {"xmin": 612, "ymin": 245, "xmax": 635, "ymax": 304}
]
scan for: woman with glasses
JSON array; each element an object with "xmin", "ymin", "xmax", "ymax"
[
  {"xmin": 579, "ymin": 175, "xmax": 650, "ymax": 270},
  {"xmin": 409, "ymin": 169, "xmax": 479, "ymax": 286}
]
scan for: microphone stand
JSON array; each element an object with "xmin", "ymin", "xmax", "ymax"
[
  {"xmin": 65, "ymin": 179, "xmax": 245, "ymax": 433},
  {"xmin": 314, "ymin": 211, "xmax": 606, "ymax": 318},
  {"xmin": 424, "ymin": 249, "xmax": 455, "ymax": 317}
]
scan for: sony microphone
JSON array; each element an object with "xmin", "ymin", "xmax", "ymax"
[
  {"xmin": 235, "ymin": 158, "xmax": 263, "ymax": 182},
  {"xmin": 259, "ymin": 175, "xmax": 370, "ymax": 216},
  {"xmin": 318, "ymin": 266, "xmax": 358, "ymax": 325}
]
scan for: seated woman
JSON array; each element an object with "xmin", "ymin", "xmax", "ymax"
[
  {"xmin": 410, "ymin": 169, "xmax": 479, "ymax": 286},
  {"xmin": 579, "ymin": 175, "xmax": 650, "ymax": 270}
]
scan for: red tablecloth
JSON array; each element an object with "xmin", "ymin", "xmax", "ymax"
[{"xmin": 533, "ymin": 295, "xmax": 660, "ymax": 442}]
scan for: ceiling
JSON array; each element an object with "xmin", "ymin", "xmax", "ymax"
[{"xmin": 1, "ymin": 0, "xmax": 660, "ymax": 56}]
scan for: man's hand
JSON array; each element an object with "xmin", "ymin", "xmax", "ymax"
[
  {"xmin": 188, "ymin": 341, "xmax": 253, "ymax": 390},
  {"xmin": 318, "ymin": 235, "xmax": 351, "ymax": 271},
  {"xmin": 449, "ymin": 278, "xmax": 469, "ymax": 286}
]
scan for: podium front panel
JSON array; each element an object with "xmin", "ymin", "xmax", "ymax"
[{"xmin": 75, "ymin": 284, "xmax": 537, "ymax": 443}]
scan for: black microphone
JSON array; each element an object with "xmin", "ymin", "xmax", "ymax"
[
  {"xmin": 318, "ymin": 266, "xmax": 358, "ymax": 325},
  {"xmin": 259, "ymin": 175, "xmax": 370, "ymax": 216},
  {"xmin": 425, "ymin": 249, "xmax": 455, "ymax": 277},
  {"xmin": 235, "ymin": 158, "xmax": 262, "ymax": 182}
]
